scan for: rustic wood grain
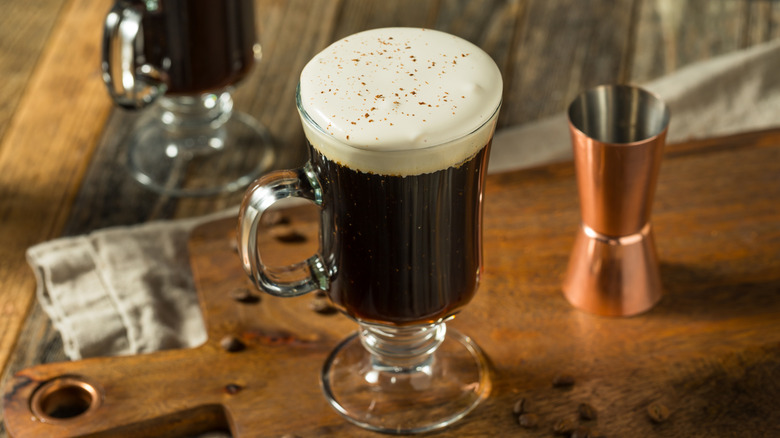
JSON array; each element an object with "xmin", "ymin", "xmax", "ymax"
[
  {"xmin": 499, "ymin": 0, "xmax": 638, "ymax": 128},
  {"xmin": 4, "ymin": 129, "xmax": 779, "ymax": 437},
  {"xmin": 631, "ymin": 0, "xmax": 780, "ymax": 83},
  {"xmin": 0, "ymin": 0, "xmax": 68, "ymax": 141},
  {"xmin": 745, "ymin": 1, "xmax": 780, "ymax": 45},
  {"xmin": 0, "ymin": 0, "xmax": 112, "ymax": 380}
]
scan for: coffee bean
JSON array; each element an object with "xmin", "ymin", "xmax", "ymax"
[
  {"xmin": 220, "ymin": 335, "xmax": 246, "ymax": 352},
  {"xmin": 512, "ymin": 398, "xmax": 527, "ymax": 416},
  {"xmin": 552, "ymin": 418, "xmax": 575, "ymax": 435},
  {"xmin": 270, "ymin": 225, "xmax": 307, "ymax": 243},
  {"xmin": 224, "ymin": 383, "xmax": 242, "ymax": 394},
  {"xmin": 517, "ymin": 413, "xmax": 539, "ymax": 428},
  {"xmin": 230, "ymin": 287, "xmax": 260, "ymax": 304},
  {"xmin": 552, "ymin": 373, "xmax": 576, "ymax": 388},
  {"xmin": 647, "ymin": 401, "xmax": 670, "ymax": 423},
  {"xmin": 578, "ymin": 402, "xmax": 598, "ymax": 420},
  {"xmin": 310, "ymin": 298, "xmax": 338, "ymax": 315}
]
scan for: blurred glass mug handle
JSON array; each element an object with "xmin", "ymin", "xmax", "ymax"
[
  {"xmin": 237, "ymin": 164, "xmax": 331, "ymax": 297},
  {"xmin": 101, "ymin": 1, "xmax": 167, "ymax": 110}
]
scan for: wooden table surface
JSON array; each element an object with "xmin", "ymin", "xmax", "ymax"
[{"xmin": 1, "ymin": 0, "xmax": 779, "ymax": 437}]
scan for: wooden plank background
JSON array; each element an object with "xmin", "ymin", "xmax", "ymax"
[{"xmin": 1, "ymin": 0, "xmax": 779, "ymax": 436}]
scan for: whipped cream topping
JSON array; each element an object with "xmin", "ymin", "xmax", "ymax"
[{"xmin": 298, "ymin": 27, "xmax": 502, "ymax": 175}]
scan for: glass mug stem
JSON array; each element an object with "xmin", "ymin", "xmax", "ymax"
[
  {"xmin": 360, "ymin": 322, "xmax": 446, "ymax": 371},
  {"xmin": 157, "ymin": 90, "xmax": 234, "ymax": 131}
]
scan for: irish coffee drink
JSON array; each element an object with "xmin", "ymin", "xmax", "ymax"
[
  {"xmin": 139, "ymin": 0, "xmax": 256, "ymax": 94},
  {"xmin": 103, "ymin": 0, "xmax": 272, "ymax": 197},
  {"xmin": 296, "ymin": 28, "xmax": 502, "ymax": 326},
  {"xmin": 311, "ymin": 143, "xmax": 490, "ymax": 325},
  {"xmin": 239, "ymin": 27, "xmax": 503, "ymax": 433}
]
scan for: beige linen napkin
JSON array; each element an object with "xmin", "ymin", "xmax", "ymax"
[
  {"xmin": 27, "ymin": 208, "xmax": 235, "ymax": 360},
  {"xmin": 27, "ymin": 38, "xmax": 780, "ymax": 361}
]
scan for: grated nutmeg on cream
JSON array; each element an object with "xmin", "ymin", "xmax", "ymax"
[{"xmin": 298, "ymin": 27, "xmax": 503, "ymax": 175}]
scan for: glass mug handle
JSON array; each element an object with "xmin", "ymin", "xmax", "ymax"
[
  {"xmin": 101, "ymin": 2, "xmax": 167, "ymax": 110},
  {"xmin": 237, "ymin": 164, "xmax": 330, "ymax": 297}
]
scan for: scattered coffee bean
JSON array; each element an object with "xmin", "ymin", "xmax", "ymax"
[
  {"xmin": 310, "ymin": 298, "xmax": 338, "ymax": 315},
  {"xmin": 571, "ymin": 426, "xmax": 592, "ymax": 438},
  {"xmin": 517, "ymin": 413, "xmax": 539, "ymax": 428},
  {"xmin": 552, "ymin": 373, "xmax": 576, "ymax": 388},
  {"xmin": 270, "ymin": 225, "xmax": 307, "ymax": 243},
  {"xmin": 230, "ymin": 287, "xmax": 260, "ymax": 304},
  {"xmin": 220, "ymin": 335, "xmax": 246, "ymax": 352},
  {"xmin": 224, "ymin": 383, "xmax": 242, "ymax": 394},
  {"xmin": 578, "ymin": 402, "xmax": 598, "ymax": 421},
  {"xmin": 315, "ymin": 290, "xmax": 328, "ymax": 299},
  {"xmin": 552, "ymin": 418, "xmax": 575, "ymax": 435},
  {"xmin": 512, "ymin": 398, "xmax": 527, "ymax": 416},
  {"xmin": 647, "ymin": 401, "xmax": 670, "ymax": 423},
  {"xmin": 229, "ymin": 238, "xmax": 239, "ymax": 253}
]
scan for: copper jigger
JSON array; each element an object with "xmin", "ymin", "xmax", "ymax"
[{"xmin": 562, "ymin": 84, "xmax": 670, "ymax": 317}]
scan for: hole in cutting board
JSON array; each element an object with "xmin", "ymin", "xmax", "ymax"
[{"xmin": 30, "ymin": 375, "xmax": 102, "ymax": 423}]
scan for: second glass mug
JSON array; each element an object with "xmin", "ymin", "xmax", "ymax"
[
  {"xmin": 102, "ymin": 0, "xmax": 274, "ymax": 196},
  {"xmin": 238, "ymin": 28, "xmax": 502, "ymax": 434}
]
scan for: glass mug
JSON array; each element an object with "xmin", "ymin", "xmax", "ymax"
[
  {"xmin": 238, "ymin": 28, "xmax": 502, "ymax": 434},
  {"xmin": 102, "ymin": 0, "xmax": 274, "ymax": 196}
]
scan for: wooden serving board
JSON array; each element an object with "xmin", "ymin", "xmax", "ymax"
[{"xmin": 4, "ymin": 130, "xmax": 780, "ymax": 437}]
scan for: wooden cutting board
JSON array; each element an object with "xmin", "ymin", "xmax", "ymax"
[{"xmin": 4, "ymin": 130, "xmax": 780, "ymax": 437}]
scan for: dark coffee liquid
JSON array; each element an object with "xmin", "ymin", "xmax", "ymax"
[
  {"xmin": 311, "ymin": 142, "xmax": 491, "ymax": 326},
  {"xmin": 139, "ymin": 0, "xmax": 256, "ymax": 95}
]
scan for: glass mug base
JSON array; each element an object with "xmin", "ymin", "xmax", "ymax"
[
  {"xmin": 125, "ymin": 90, "xmax": 275, "ymax": 197},
  {"xmin": 321, "ymin": 322, "xmax": 491, "ymax": 435}
]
